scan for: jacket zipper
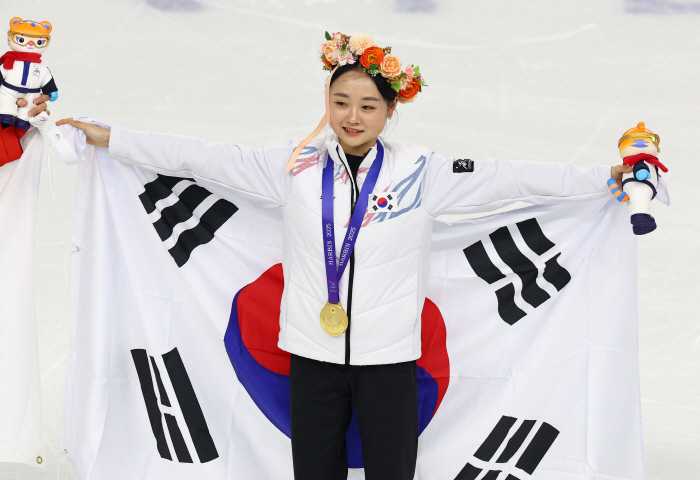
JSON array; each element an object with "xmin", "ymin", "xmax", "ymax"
[{"xmin": 337, "ymin": 152, "xmax": 358, "ymax": 365}]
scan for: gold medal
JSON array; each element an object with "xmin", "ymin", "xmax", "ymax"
[{"xmin": 320, "ymin": 301, "xmax": 348, "ymax": 336}]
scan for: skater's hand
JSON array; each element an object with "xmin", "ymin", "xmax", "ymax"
[
  {"xmin": 610, "ymin": 165, "xmax": 633, "ymax": 189},
  {"xmin": 16, "ymin": 95, "xmax": 51, "ymax": 117},
  {"xmin": 55, "ymin": 118, "xmax": 111, "ymax": 148}
]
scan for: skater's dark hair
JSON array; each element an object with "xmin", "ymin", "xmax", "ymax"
[{"xmin": 329, "ymin": 63, "xmax": 398, "ymax": 107}]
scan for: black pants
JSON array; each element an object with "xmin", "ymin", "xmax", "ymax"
[{"xmin": 290, "ymin": 354, "xmax": 419, "ymax": 480}]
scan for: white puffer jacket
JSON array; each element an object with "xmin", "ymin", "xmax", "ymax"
[{"xmin": 108, "ymin": 129, "xmax": 610, "ymax": 365}]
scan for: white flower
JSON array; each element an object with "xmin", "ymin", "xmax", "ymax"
[{"xmin": 348, "ymin": 33, "xmax": 375, "ymax": 55}]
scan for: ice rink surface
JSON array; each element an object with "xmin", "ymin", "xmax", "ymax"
[{"xmin": 0, "ymin": 0, "xmax": 698, "ymax": 478}]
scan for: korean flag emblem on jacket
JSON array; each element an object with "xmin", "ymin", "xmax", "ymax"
[{"xmin": 369, "ymin": 192, "xmax": 397, "ymax": 212}]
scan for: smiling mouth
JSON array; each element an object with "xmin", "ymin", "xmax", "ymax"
[{"xmin": 343, "ymin": 127, "xmax": 363, "ymax": 135}]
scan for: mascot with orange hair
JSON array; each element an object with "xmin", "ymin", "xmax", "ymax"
[
  {"xmin": 0, "ymin": 17, "xmax": 57, "ymax": 166},
  {"xmin": 617, "ymin": 122, "xmax": 669, "ymax": 234}
]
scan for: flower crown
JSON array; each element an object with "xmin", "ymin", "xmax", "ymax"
[{"xmin": 320, "ymin": 31, "xmax": 427, "ymax": 103}]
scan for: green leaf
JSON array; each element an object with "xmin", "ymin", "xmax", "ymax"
[
  {"xmin": 391, "ymin": 82, "xmax": 401, "ymax": 92},
  {"xmin": 370, "ymin": 64, "xmax": 379, "ymax": 71},
  {"xmin": 414, "ymin": 66, "xmax": 420, "ymax": 74},
  {"xmin": 325, "ymin": 31, "xmax": 332, "ymax": 41}
]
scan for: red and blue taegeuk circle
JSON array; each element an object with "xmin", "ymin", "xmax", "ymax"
[
  {"xmin": 224, "ymin": 264, "xmax": 450, "ymax": 468},
  {"xmin": 377, "ymin": 197, "xmax": 388, "ymax": 208}
]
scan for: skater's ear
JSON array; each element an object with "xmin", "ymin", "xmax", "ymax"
[
  {"xmin": 39, "ymin": 21, "xmax": 52, "ymax": 34},
  {"xmin": 387, "ymin": 97, "xmax": 398, "ymax": 119}
]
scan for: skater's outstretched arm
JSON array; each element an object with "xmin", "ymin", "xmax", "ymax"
[
  {"xmin": 56, "ymin": 118, "xmax": 110, "ymax": 146},
  {"xmin": 421, "ymin": 154, "xmax": 632, "ymax": 217},
  {"xmin": 55, "ymin": 118, "xmax": 291, "ymax": 209}
]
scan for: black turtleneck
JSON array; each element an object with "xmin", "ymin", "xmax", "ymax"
[{"xmin": 344, "ymin": 149, "xmax": 370, "ymax": 179}]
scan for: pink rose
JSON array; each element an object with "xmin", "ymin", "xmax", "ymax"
[
  {"xmin": 405, "ymin": 66, "xmax": 415, "ymax": 78},
  {"xmin": 380, "ymin": 54, "xmax": 402, "ymax": 78}
]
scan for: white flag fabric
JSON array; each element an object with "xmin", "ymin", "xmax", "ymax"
[
  {"xmin": 55, "ymin": 125, "xmax": 643, "ymax": 480},
  {"xmin": 0, "ymin": 128, "xmax": 44, "ymax": 465}
]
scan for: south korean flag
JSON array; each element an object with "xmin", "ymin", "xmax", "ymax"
[{"xmin": 369, "ymin": 192, "xmax": 397, "ymax": 212}]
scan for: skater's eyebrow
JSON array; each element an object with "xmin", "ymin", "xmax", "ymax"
[{"xmin": 333, "ymin": 93, "xmax": 381, "ymax": 102}]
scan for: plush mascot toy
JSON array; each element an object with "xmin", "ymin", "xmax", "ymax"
[
  {"xmin": 0, "ymin": 17, "xmax": 57, "ymax": 166},
  {"xmin": 616, "ymin": 122, "xmax": 669, "ymax": 235}
]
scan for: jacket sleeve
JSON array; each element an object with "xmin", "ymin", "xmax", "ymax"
[
  {"xmin": 421, "ymin": 153, "xmax": 611, "ymax": 216},
  {"xmin": 109, "ymin": 127, "xmax": 291, "ymax": 209},
  {"xmin": 41, "ymin": 74, "xmax": 57, "ymax": 94}
]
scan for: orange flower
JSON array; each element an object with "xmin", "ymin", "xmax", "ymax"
[
  {"xmin": 360, "ymin": 46, "xmax": 384, "ymax": 69},
  {"xmin": 398, "ymin": 78, "xmax": 421, "ymax": 101}
]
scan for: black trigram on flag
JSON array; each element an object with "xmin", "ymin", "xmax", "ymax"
[
  {"xmin": 131, "ymin": 348, "xmax": 219, "ymax": 463},
  {"xmin": 138, "ymin": 174, "xmax": 238, "ymax": 267},
  {"xmin": 463, "ymin": 218, "xmax": 571, "ymax": 325},
  {"xmin": 455, "ymin": 416, "xmax": 560, "ymax": 480}
]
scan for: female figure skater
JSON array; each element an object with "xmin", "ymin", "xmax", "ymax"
[{"xmin": 58, "ymin": 32, "xmax": 631, "ymax": 480}]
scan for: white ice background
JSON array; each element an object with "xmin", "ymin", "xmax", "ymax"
[{"xmin": 0, "ymin": 0, "xmax": 698, "ymax": 478}]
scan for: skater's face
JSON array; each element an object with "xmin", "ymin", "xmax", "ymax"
[{"xmin": 329, "ymin": 71, "xmax": 397, "ymax": 156}]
